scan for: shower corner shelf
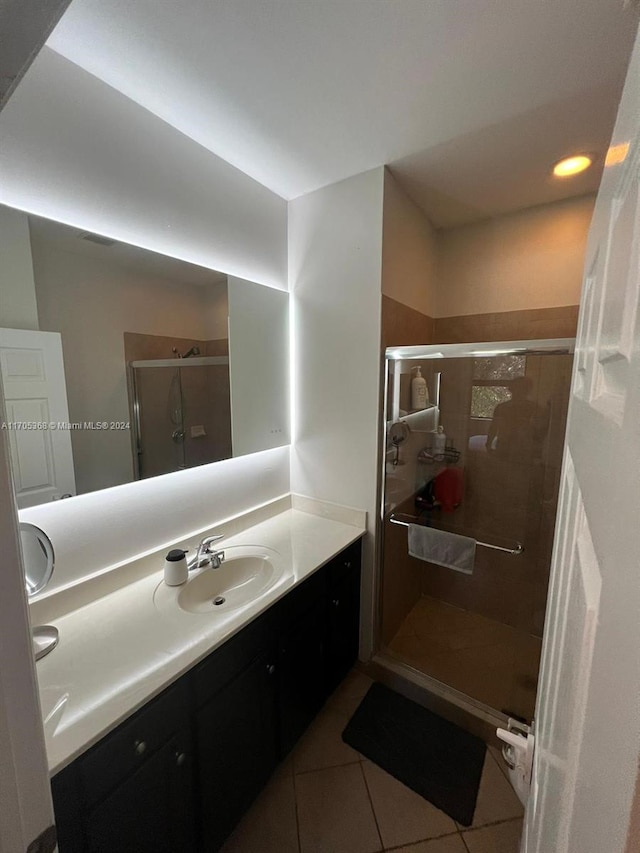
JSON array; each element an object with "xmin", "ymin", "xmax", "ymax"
[
  {"xmin": 418, "ymin": 447, "xmax": 461, "ymax": 465},
  {"xmin": 404, "ymin": 403, "xmax": 437, "ymax": 416}
]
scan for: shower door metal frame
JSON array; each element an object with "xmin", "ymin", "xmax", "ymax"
[{"xmin": 372, "ymin": 338, "xmax": 576, "ymax": 729}]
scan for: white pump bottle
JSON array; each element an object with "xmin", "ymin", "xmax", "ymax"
[{"xmin": 411, "ymin": 366, "xmax": 428, "ymax": 410}]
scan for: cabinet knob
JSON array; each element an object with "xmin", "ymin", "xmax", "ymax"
[
  {"xmin": 267, "ymin": 663, "xmax": 276, "ymax": 676},
  {"xmin": 332, "ymin": 598, "xmax": 340, "ymax": 607},
  {"xmin": 134, "ymin": 739, "xmax": 147, "ymax": 756},
  {"xmin": 175, "ymin": 751, "xmax": 187, "ymax": 767},
  {"xmin": 344, "ymin": 561, "xmax": 352, "ymax": 568}
]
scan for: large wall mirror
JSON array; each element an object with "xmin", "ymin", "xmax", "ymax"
[{"xmin": 0, "ymin": 205, "xmax": 290, "ymax": 508}]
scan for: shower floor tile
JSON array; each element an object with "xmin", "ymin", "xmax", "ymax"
[{"xmin": 387, "ymin": 597, "xmax": 541, "ymax": 720}]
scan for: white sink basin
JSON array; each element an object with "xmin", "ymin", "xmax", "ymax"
[{"xmin": 154, "ymin": 545, "xmax": 288, "ymax": 616}]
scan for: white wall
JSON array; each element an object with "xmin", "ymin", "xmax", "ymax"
[
  {"xmin": 1, "ymin": 47, "xmax": 291, "ymax": 590},
  {"xmin": 0, "ymin": 48, "xmax": 287, "ymax": 290},
  {"xmin": 0, "ymin": 206, "xmax": 39, "ymax": 330},
  {"xmin": 436, "ymin": 194, "xmax": 595, "ymax": 317},
  {"xmin": 31, "ymin": 240, "xmax": 224, "ymax": 494},
  {"xmin": 228, "ymin": 276, "xmax": 290, "ymax": 457},
  {"xmin": 382, "ymin": 169, "xmax": 438, "ymax": 316},
  {"xmin": 21, "ymin": 445, "xmax": 290, "ymax": 593},
  {"xmin": 289, "ymin": 168, "xmax": 384, "ymax": 659}
]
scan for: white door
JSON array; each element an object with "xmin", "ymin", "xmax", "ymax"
[
  {"xmin": 0, "ymin": 327, "xmax": 76, "ymax": 507},
  {"xmin": 0, "ymin": 378, "xmax": 55, "ymax": 851},
  {"xmin": 523, "ymin": 25, "xmax": 640, "ymax": 853}
]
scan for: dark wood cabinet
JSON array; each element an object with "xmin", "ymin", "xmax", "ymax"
[
  {"xmin": 278, "ymin": 598, "xmax": 326, "ymax": 756},
  {"xmin": 52, "ymin": 681, "xmax": 195, "ymax": 853},
  {"xmin": 84, "ymin": 732, "xmax": 195, "ymax": 853},
  {"xmin": 325, "ymin": 542, "xmax": 362, "ymax": 694},
  {"xmin": 196, "ymin": 651, "xmax": 278, "ymax": 851},
  {"xmin": 52, "ymin": 538, "xmax": 362, "ymax": 852}
]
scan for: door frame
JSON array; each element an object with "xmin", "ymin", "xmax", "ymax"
[{"xmin": 0, "ymin": 378, "xmax": 54, "ymax": 851}]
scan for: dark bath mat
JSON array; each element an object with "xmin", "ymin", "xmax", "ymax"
[{"xmin": 342, "ymin": 682, "xmax": 486, "ymax": 826}]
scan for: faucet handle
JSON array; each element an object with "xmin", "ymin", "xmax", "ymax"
[{"xmin": 200, "ymin": 534, "xmax": 224, "ymax": 553}]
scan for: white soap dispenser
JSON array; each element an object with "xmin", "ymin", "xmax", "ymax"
[
  {"xmin": 433, "ymin": 425, "xmax": 447, "ymax": 456},
  {"xmin": 411, "ymin": 366, "xmax": 429, "ymax": 410},
  {"xmin": 164, "ymin": 548, "xmax": 188, "ymax": 586}
]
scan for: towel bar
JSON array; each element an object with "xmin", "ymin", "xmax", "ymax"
[{"xmin": 388, "ymin": 514, "xmax": 524, "ymax": 555}]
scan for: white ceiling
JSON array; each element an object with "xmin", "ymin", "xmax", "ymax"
[{"xmin": 46, "ymin": 0, "xmax": 638, "ymax": 225}]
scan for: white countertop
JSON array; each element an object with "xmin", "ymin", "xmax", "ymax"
[{"xmin": 32, "ymin": 499, "xmax": 366, "ymax": 775}]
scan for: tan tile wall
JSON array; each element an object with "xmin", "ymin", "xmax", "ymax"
[
  {"xmin": 418, "ymin": 353, "xmax": 572, "ymax": 636},
  {"xmin": 381, "ymin": 295, "xmax": 435, "ymax": 348},
  {"xmin": 123, "ymin": 331, "xmax": 228, "ymax": 361},
  {"xmin": 381, "ymin": 510, "xmax": 424, "ymax": 645},
  {"xmin": 433, "ymin": 305, "xmax": 579, "ymax": 344},
  {"xmin": 124, "ymin": 332, "xmax": 231, "ymax": 477},
  {"xmin": 380, "ymin": 297, "xmax": 436, "ymax": 643}
]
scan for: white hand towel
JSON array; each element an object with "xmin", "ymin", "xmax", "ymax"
[{"xmin": 408, "ymin": 524, "xmax": 475, "ymax": 575}]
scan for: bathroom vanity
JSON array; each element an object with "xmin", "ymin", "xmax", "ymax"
[{"xmin": 32, "ymin": 501, "xmax": 364, "ymax": 852}]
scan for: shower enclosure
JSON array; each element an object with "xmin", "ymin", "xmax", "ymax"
[
  {"xmin": 129, "ymin": 356, "xmax": 232, "ymax": 479},
  {"xmin": 377, "ymin": 339, "xmax": 574, "ymax": 725}
]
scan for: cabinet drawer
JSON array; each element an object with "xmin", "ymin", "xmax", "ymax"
[
  {"xmin": 193, "ymin": 611, "xmax": 273, "ymax": 707},
  {"xmin": 273, "ymin": 564, "xmax": 326, "ymax": 626},
  {"xmin": 326, "ymin": 539, "xmax": 362, "ymax": 588},
  {"xmin": 78, "ymin": 680, "xmax": 189, "ymax": 809}
]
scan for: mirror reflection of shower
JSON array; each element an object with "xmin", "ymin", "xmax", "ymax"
[
  {"xmin": 129, "ymin": 356, "xmax": 231, "ymax": 479},
  {"xmin": 172, "ymin": 345, "xmax": 201, "ymax": 358}
]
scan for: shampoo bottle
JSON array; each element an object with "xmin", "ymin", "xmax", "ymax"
[{"xmin": 411, "ymin": 366, "xmax": 428, "ymax": 410}]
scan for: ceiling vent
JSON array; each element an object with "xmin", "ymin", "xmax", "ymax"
[{"xmin": 77, "ymin": 231, "xmax": 116, "ymax": 247}]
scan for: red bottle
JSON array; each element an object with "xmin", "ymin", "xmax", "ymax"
[{"xmin": 434, "ymin": 467, "xmax": 464, "ymax": 512}]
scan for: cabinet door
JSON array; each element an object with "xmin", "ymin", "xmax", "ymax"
[
  {"xmin": 51, "ymin": 765, "xmax": 84, "ymax": 853},
  {"xmin": 278, "ymin": 600, "xmax": 325, "ymax": 756},
  {"xmin": 196, "ymin": 651, "xmax": 278, "ymax": 851},
  {"xmin": 83, "ymin": 732, "xmax": 195, "ymax": 853},
  {"xmin": 326, "ymin": 565, "xmax": 361, "ymax": 695},
  {"xmin": 325, "ymin": 542, "xmax": 362, "ymax": 695}
]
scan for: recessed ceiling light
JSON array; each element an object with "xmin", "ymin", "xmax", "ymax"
[{"xmin": 552, "ymin": 155, "xmax": 592, "ymax": 178}]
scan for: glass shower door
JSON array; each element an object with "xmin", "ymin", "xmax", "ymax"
[
  {"xmin": 380, "ymin": 341, "xmax": 574, "ymax": 722},
  {"xmin": 133, "ymin": 365, "xmax": 186, "ymax": 479}
]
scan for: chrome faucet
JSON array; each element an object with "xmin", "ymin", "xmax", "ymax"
[{"xmin": 187, "ymin": 534, "xmax": 225, "ymax": 571}]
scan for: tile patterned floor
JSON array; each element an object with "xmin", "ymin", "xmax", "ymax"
[
  {"xmin": 388, "ymin": 596, "xmax": 541, "ymax": 721},
  {"xmin": 221, "ymin": 670, "xmax": 524, "ymax": 853}
]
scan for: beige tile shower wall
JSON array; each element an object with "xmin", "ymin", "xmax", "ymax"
[
  {"xmin": 380, "ymin": 301, "xmax": 435, "ymax": 641},
  {"xmin": 123, "ymin": 332, "xmax": 229, "ymax": 363},
  {"xmin": 381, "ymin": 296, "xmax": 434, "ymax": 348},
  {"xmin": 433, "ymin": 305, "xmax": 579, "ymax": 344},
  {"xmin": 435, "ymin": 194, "xmax": 594, "ymax": 318},
  {"xmin": 418, "ymin": 353, "xmax": 572, "ymax": 637},
  {"xmin": 181, "ymin": 364, "xmax": 232, "ymax": 466},
  {"xmin": 123, "ymin": 334, "xmax": 232, "ymax": 475}
]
